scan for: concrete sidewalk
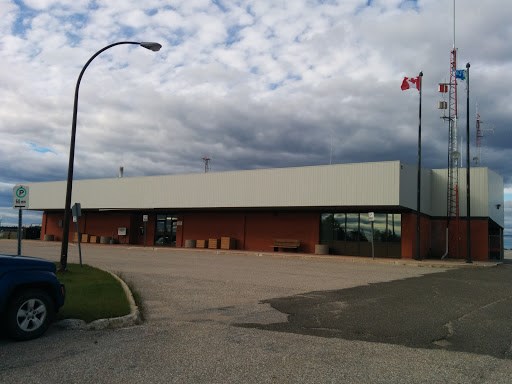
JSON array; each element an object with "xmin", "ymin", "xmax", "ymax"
[{"xmin": 209, "ymin": 247, "xmax": 502, "ymax": 268}]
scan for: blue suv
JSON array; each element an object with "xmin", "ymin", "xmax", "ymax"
[{"xmin": 0, "ymin": 254, "xmax": 65, "ymax": 340}]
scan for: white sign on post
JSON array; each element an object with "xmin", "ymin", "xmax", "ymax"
[
  {"xmin": 143, "ymin": 214, "xmax": 148, "ymax": 222},
  {"xmin": 72, "ymin": 203, "xmax": 82, "ymax": 217},
  {"xmin": 13, "ymin": 185, "xmax": 29, "ymax": 209},
  {"xmin": 368, "ymin": 212, "xmax": 375, "ymax": 259},
  {"xmin": 72, "ymin": 203, "xmax": 81, "ymax": 223}
]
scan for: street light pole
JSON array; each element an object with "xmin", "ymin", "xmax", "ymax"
[{"xmin": 59, "ymin": 41, "xmax": 162, "ymax": 271}]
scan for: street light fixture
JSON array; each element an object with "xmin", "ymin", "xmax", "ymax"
[
  {"xmin": 59, "ymin": 41, "xmax": 162, "ymax": 271},
  {"xmin": 140, "ymin": 42, "xmax": 163, "ymax": 51}
]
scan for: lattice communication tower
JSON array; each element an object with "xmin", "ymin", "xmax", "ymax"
[{"xmin": 438, "ymin": 47, "xmax": 461, "ymax": 257}]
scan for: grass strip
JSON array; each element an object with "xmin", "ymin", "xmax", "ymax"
[{"xmin": 56, "ymin": 263, "xmax": 130, "ymax": 323}]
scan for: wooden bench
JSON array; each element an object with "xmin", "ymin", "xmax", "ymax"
[{"xmin": 273, "ymin": 239, "xmax": 300, "ymax": 252}]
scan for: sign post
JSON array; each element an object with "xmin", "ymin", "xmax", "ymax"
[
  {"xmin": 13, "ymin": 185, "xmax": 29, "ymax": 256},
  {"xmin": 143, "ymin": 214, "xmax": 148, "ymax": 247},
  {"xmin": 368, "ymin": 212, "xmax": 375, "ymax": 260},
  {"xmin": 72, "ymin": 203, "xmax": 83, "ymax": 266},
  {"xmin": 17, "ymin": 209, "xmax": 22, "ymax": 256}
]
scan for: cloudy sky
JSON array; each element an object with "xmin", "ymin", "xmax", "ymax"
[{"xmin": 1, "ymin": 0, "xmax": 511, "ymax": 243}]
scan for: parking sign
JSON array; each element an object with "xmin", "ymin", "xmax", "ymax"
[{"xmin": 13, "ymin": 185, "xmax": 29, "ymax": 209}]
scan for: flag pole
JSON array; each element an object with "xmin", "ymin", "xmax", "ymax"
[
  {"xmin": 415, "ymin": 71, "xmax": 423, "ymax": 260},
  {"xmin": 465, "ymin": 62, "xmax": 472, "ymax": 264}
]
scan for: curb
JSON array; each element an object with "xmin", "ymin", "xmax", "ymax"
[
  {"xmin": 119, "ymin": 245, "xmax": 502, "ymax": 269},
  {"xmin": 208, "ymin": 249, "xmax": 501, "ymax": 269},
  {"xmin": 54, "ymin": 271, "xmax": 141, "ymax": 331}
]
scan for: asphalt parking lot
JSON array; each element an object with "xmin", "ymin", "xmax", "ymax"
[
  {"xmin": 1, "ymin": 240, "xmax": 512, "ymax": 383},
  {"xmin": 244, "ymin": 266, "xmax": 512, "ymax": 359}
]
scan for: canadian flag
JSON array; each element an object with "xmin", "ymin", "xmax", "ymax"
[{"xmin": 401, "ymin": 76, "xmax": 421, "ymax": 91}]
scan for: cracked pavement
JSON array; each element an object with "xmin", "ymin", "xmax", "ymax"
[{"xmin": 242, "ymin": 265, "xmax": 512, "ymax": 359}]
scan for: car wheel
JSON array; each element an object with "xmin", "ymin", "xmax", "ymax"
[{"xmin": 6, "ymin": 289, "xmax": 54, "ymax": 341}]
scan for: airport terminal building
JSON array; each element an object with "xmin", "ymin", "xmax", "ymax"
[{"xmin": 26, "ymin": 161, "xmax": 504, "ymax": 261}]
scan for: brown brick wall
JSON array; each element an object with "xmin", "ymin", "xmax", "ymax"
[
  {"xmin": 401, "ymin": 213, "xmax": 431, "ymax": 259},
  {"xmin": 180, "ymin": 212, "xmax": 246, "ymax": 249},
  {"xmin": 244, "ymin": 212, "xmax": 319, "ymax": 253},
  {"xmin": 179, "ymin": 211, "xmax": 320, "ymax": 253},
  {"xmin": 40, "ymin": 209, "xmax": 493, "ymax": 260},
  {"xmin": 430, "ymin": 218, "xmax": 489, "ymax": 261}
]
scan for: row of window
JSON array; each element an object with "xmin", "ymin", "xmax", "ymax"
[{"xmin": 320, "ymin": 213, "xmax": 401, "ymax": 243}]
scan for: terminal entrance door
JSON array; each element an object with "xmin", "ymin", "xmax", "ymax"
[{"xmin": 155, "ymin": 214, "xmax": 178, "ymax": 246}]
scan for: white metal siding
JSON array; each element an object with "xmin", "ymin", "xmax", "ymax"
[
  {"xmin": 27, "ymin": 161, "xmax": 401, "ymax": 210},
  {"xmin": 398, "ymin": 164, "xmax": 432, "ymax": 214},
  {"xmin": 488, "ymin": 169, "xmax": 505, "ymax": 227},
  {"xmin": 430, "ymin": 167, "xmax": 503, "ymax": 227},
  {"xmin": 457, "ymin": 168, "xmax": 489, "ymax": 217},
  {"xmin": 430, "ymin": 169, "xmax": 448, "ymax": 217}
]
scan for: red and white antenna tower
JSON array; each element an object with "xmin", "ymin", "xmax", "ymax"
[
  {"xmin": 446, "ymin": 46, "xmax": 460, "ymax": 220},
  {"xmin": 438, "ymin": 0, "xmax": 460, "ymax": 258}
]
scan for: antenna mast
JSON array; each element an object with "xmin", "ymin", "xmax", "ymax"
[
  {"xmin": 474, "ymin": 106, "xmax": 482, "ymax": 165},
  {"xmin": 202, "ymin": 156, "xmax": 211, "ymax": 173},
  {"xmin": 446, "ymin": 41, "xmax": 459, "ymax": 221},
  {"xmin": 473, "ymin": 104, "xmax": 494, "ymax": 166},
  {"xmin": 446, "ymin": 0, "xmax": 460, "ymax": 220},
  {"xmin": 439, "ymin": 0, "xmax": 460, "ymax": 258}
]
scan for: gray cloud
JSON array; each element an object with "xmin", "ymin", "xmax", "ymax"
[{"xmin": 1, "ymin": 0, "xmax": 511, "ymax": 231}]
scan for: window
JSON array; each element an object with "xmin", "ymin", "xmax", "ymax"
[
  {"xmin": 333, "ymin": 213, "xmax": 346, "ymax": 240},
  {"xmin": 319, "ymin": 212, "xmax": 402, "ymax": 257},
  {"xmin": 346, "ymin": 213, "xmax": 359, "ymax": 241},
  {"xmin": 372, "ymin": 213, "xmax": 387, "ymax": 242},
  {"xmin": 387, "ymin": 214, "xmax": 401, "ymax": 242}
]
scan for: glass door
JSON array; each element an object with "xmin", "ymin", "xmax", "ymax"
[{"xmin": 155, "ymin": 214, "xmax": 178, "ymax": 246}]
